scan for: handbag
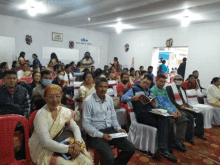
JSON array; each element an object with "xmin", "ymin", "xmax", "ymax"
[
  {"xmin": 112, "ymin": 97, "xmax": 120, "ymax": 109},
  {"xmin": 53, "ymin": 124, "xmax": 74, "ymax": 159}
]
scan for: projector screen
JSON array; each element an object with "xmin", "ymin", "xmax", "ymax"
[{"xmin": 42, "ymin": 47, "xmax": 80, "ymax": 65}]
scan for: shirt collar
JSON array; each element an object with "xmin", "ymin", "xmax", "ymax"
[
  {"xmin": 93, "ymin": 92, "xmax": 107, "ymax": 103},
  {"xmin": 155, "ymin": 85, "xmax": 165, "ymax": 92}
]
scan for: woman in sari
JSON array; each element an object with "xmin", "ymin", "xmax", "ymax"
[
  {"xmin": 129, "ymin": 67, "xmax": 137, "ymax": 85},
  {"xmin": 29, "ymin": 84, "xmax": 93, "ymax": 165},
  {"xmin": 79, "ymin": 71, "xmax": 95, "ymax": 102},
  {"xmin": 181, "ymin": 74, "xmax": 198, "ymax": 91},
  {"xmin": 207, "ymin": 77, "xmax": 220, "ymax": 107},
  {"xmin": 109, "ymin": 66, "xmax": 121, "ymax": 80}
]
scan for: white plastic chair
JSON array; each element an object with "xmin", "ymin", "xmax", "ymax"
[
  {"xmin": 186, "ymin": 89, "xmax": 214, "ymax": 128},
  {"xmin": 115, "ymin": 107, "xmax": 127, "ymax": 126},
  {"xmin": 127, "ymin": 112, "xmax": 158, "ymax": 154},
  {"xmin": 203, "ymin": 89, "xmax": 220, "ymax": 125}
]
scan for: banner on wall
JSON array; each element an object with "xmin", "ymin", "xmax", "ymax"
[
  {"xmin": 132, "ymin": 57, "xmax": 134, "ymax": 67},
  {"xmin": 76, "ymin": 38, "xmax": 92, "ymax": 45}
]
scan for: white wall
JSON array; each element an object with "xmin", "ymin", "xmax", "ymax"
[
  {"xmin": 108, "ymin": 22, "xmax": 220, "ymax": 88},
  {"xmin": 0, "ymin": 14, "xmax": 109, "ymax": 69}
]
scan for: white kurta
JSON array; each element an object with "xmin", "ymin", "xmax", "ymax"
[{"xmin": 207, "ymin": 84, "xmax": 220, "ymax": 104}]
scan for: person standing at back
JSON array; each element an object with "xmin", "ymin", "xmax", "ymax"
[
  {"xmin": 177, "ymin": 57, "xmax": 187, "ymax": 80},
  {"xmin": 161, "ymin": 60, "xmax": 168, "ymax": 74}
]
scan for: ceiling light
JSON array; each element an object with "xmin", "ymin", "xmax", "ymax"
[
  {"xmin": 181, "ymin": 16, "xmax": 190, "ymax": 27},
  {"xmin": 28, "ymin": 7, "xmax": 36, "ymax": 17},
  {"xmin": 107, "ymin": 22, "xmax": 134, "ymax": 34},
  {"xmin": 88, "ymin": 18, "xmax": 91, "ymax": 21},
  {"xmin": 20, "ymin": 0, "xmax": 47, "ymax": 16}
]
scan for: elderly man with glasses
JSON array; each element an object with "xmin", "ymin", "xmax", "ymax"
[
  {"xmin": 122, "ymin": 75, "xmax": 178, "ymax": 163},
  {"xmin": 166, "ymin": 74, "xmax": 207, "ymax": 141}
]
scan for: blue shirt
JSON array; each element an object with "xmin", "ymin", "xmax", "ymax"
[
  {"xmin": 161, "ymin": 64, "xmax": 168, "ymax": 74},
  {"xmin": 82, "ymin": 93, "xmax": 121, "ymax": 138},
  {"xmin": 151, "ymin": 85, "xmax": 176, "ymax": 114},
  {"xmin": 148, "ymin": 72, "xmax": 155, "ymax": 85}
]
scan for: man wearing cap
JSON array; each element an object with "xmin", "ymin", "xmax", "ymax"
[{"xmin": 166, "ymin": 74, "xmax": 207, "ymax": 142}]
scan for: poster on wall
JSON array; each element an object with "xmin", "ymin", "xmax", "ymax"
[
  {"xmin": 69, "ymin": 41, "xmax": 74, "ymax": 49},
  {"xmin": 125, "ymin": 44, "xmax": 129, "ymax": 52},
  {"xmin": 166, "ymin": 38, "xmax": 173, "ymax": 48},
  {"xmin": 26, "ymin": 35, "xmax": 32, "ymax": 45},
  {"xmin": 52, "ymin": 32, "xmax": 63, "ymax": 42}
]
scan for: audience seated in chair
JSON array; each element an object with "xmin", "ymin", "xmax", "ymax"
[
  {"xmin": 129, "ymin": 68, "xmax": 137, "ymax": 86},
  {"xmin": 25, "ymin": 71, "xmax": 41, "ymax": 97},
  {"xmin": 31, "ymin": 70, "xmax": 53, "ymax": 112},
  {"xmin": 79, "ymin": 52, "xmax": 94, "ymax": 72},
  {"xmin": 207, "ymin": 77, "xmax": 220, "ymax": 107},
  {"xmin": 102, "ymin": 65, "xmax": 110, "ymax": 79},
  {"xmin": 151, "ymin": 74, "xmax": 189, "ymax": 153},
  {"xmin": 134, "ymin": 70, "xmax": 147, "ymax": 86},
  {"xmin": 11, "ymin": 61, "xmax": 20, "ymax": 72},
  {"xmin": 0, "ymin": 62, "xmax": 9, "ymax": 79},
  {"xmin": 0, "ymin": 70, "xmax": 30, "ymax": 118},
  {"xmin": 52, "ymin": 64, "xmax": 62, "ymax": 78},
  {"xmin": 82, "ymin": 78, "xmax": 135, "ymax": 165},
  {"xmin": 122, "ymin": 75, "xmax": 178, "ymax": 162},
  {"xmin": 147, "ymin": 66, "xmax": 155, "ymax": 87},
  {"xmin": 17, "ymin": 63, "xmax": 32, "ymax": 80},
  {"xmin": 166, "ymin": 75, "xmax": 207, "ymax": 142},
  {"xmin": 29, "ymin": 84, "xmax": 93, "ymax": 165},
  {"xmin": 79, "ymin": 71, "xmax": 96, "ymax": 102},
  {"xmin": 193, "ymin": 70, "xmax": 205, "ymax": 90}
]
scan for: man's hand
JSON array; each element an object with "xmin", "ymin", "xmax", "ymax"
[
  {"xmin": 132, "ymin": 95, "xmax": 139, "ymax": 101},
  {"xmin": 180, "ymin": 105, "xmax": 185, "ymax": 110},
  {"xmin": 171, "ymin": 112, "xmax": 178, "ymax": 118},
  {"xmin": 176, "ymin": 109, "xmax": 182, "ymax": 117},
  {"xmin": 102, "ymin": 134, "xmax": 112, "ymax": 141},
  {"xmin": 150, "ymin": 99, "xmax": 157, "ymax": 107},
  {"xmin": 19, "ymin": 80, "xmax": 27, "ymax": 84},
  {"xmin": 66, "ymin": 94, "xmax": 72, "ymax": 100},
  {"xmin": 118, "ymin": 129, "xmax": 126, "ymax": 133}
]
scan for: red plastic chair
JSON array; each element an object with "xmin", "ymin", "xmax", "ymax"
[
  {"xmin": 20, "ymin": 77, "xmax": 33, "ymax": 84},
  {"xmin": 28, "ymin": 111, "xmax": 39, "ymax": 135},
  {"xmin": 0, "ymin": 114, "xmax": 35, "ymax": 165},
  {"xmin": 0, "ymin": 79, "xmax": 2, "ymax": 86}
]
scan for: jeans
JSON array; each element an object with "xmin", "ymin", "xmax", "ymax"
[{"xmin": 86, "ymin": 127, "xmax": 135, "ymax": 165}]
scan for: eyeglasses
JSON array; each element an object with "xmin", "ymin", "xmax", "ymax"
[{"xmin": 143, "ymin": 82, "xmax": 151, "ymax": 86}]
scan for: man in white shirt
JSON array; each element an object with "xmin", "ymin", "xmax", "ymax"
[{"xmin": 82, "ymin": 78, "xmax": 135, "ymax": 165}]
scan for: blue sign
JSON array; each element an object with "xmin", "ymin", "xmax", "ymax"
[
  {"xmin": 81, "ymin": 38, "xmax": 88, "ymax": 42},
  {"xmin": 76, "ymin": 38, "xmax": 92, "ymax": 45}
]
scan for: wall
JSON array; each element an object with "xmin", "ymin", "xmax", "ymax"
[
  {"xmin": 0, "ymin": 14, "xmax": 109, "ymax": 68},
  {"xmin": 108, "ymin": 22, "xmax": 220, "ymax": 88}
]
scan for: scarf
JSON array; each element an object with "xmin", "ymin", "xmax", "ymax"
[{"xmin": 171, "ymin": 82, "xmax": 187, "ymax": 105}]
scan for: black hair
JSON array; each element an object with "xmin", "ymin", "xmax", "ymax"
[
  {"xmin": 65, "ymin": 64, "xmax": 71, "ymax": 70},
  {"xmin": 140, "ymin": 66, "xmax": 143, "ymax": 69},
  {"xmin": 19, "ymin": 51, "xmax": 25, "ymax": 58},
  {"xmin": 50, "ymin": 53, "xmax": 59, "ymax": 62},
  {"xmin": 130, "ymin": 67, "xmax": 135, "ymax": 73},
  {"xmin": 40, "ymin": 66, "xmax": 46, "ymax": 70},
  {"xmin": 143, "ymin": 75, "xmax": 153, "ymax": 82},
  {"xmin": 104, "ymin": 65, "xmax": 108, "ymax": 68},
  {"xmin": 95, "ymin": 77, "xmax": 108, "ymax": 86},
  {"xmin": 211, "ymin": 77, "xmax": 220, "ymax": 84},
  {"xmin": 121, "ymin": 73, "xmax": 128, "ymax": 79},
  {"xmin": 186, "ymin": 74, "xmax": 195, "ymax": 81},
  {"xmin": 82, "ymin": 68, "xmax": 90, "ymax": 72},
  {"xmin": 3, "ymin": 70, "xmax": 17, "ymax": 78},
  {"xmin": 123, "ymin": 68, "xmax": 128, "ymax": 71},
  {"xmin": 140, "ymin": 70, "xmax": 147, "ymax": 76},
  {"xmin": 84, "ymin": 52, "xmax": 90, "ymax": 56},
  {"xmin": 94, "ymin": 68, "xmax": 102, "ymax": 78},
  {"xmin": 41, "ymin": 70, "xmax": 52, "ymax": 78},
  {"xmin": 12, "ymin": 61, "xmax": 17, "ymax": 68},
  {"xmin": 53, "ymin": 64, "xmax": 60, "ymax": 71},
  {"xmin": 183, "ymin": 57, "xmax": 187, "ymax": 62},
  {"xmin": 91, "ymin": 65, "xmax": 95, "ymax": 68},
  {"xmin": 22, "ymin": 63, "xmax": 28, "ymax": 67},
  {"xmin": 32, "ymin": 54, "xmax": 38, "ymax": 58},
  {"xmin": 76, "ymin": 62, "xmax": 81, "ymax": 67},
  {"xmin": 162, "ymin": 60, "xmax": 166, "ymax": 64},
  {"xmin": 70, "ymin": 61, "xmax": 75, "ymax": 66},
  {"xmin": 114, "ymin": 57, "xmax": 118, "ymax": 61},
  {"xmin": 58, "ymin": 70, "xmax": 65, "ymax": 75},
  {"xmin": 0, "ymin": 62, "xmax": 7, "ymax": 69},
  {"xmin": 193, "ymin": 70, "xmax": 198, "ymax": 74},
  {"xmin": 157, "ymin": 74, "xmax": 166, "ymax": 80},
  {"xmin": 82, "ymin": 71, "xmax": 95, "ymax": 81},
  {"xmin": 32, "ymin": 71, "xmax": 40, "ymax": 78},
  {"xmin": 148, "ymin": 66, "xmax": 153, "ymax": 69}
]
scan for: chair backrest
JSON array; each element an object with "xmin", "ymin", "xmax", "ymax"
[
  {"xmin": 185, "ymin": 89, "xmax": 199, "ymax": 105},
  {"xmin": 29, "ymin": 110, "xmax": 39, "ymax": 134},
  {"xmin": 0, "ymin": 115, "xmax": 32, "ymax": 164},
  {"xmin": 20, "ymin": 77, "xmax": 33, "ymax": 83},
  {"xmin": 129, "ymin": 112, "xmax": 137, "ymax": 123}
]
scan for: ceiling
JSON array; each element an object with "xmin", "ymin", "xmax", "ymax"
[{"xmin": 1, "ymin": 0, "xmax": 220, "ymax": 33}]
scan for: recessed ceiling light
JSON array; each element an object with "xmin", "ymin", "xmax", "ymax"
[
  {"xmin": 107, "ymin": 22, "xmax": 134, "ymax": 34},
  {"xmin": 88, "ymin": 18, "xmax": 91, "ymax": 21},
  {"xmin": 20, "ymin": 0, "xmax": 47, "ymax": 16},
  {"xmin": 181, "ymin": 16, "xmax": 190, "ymax": 27}
]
